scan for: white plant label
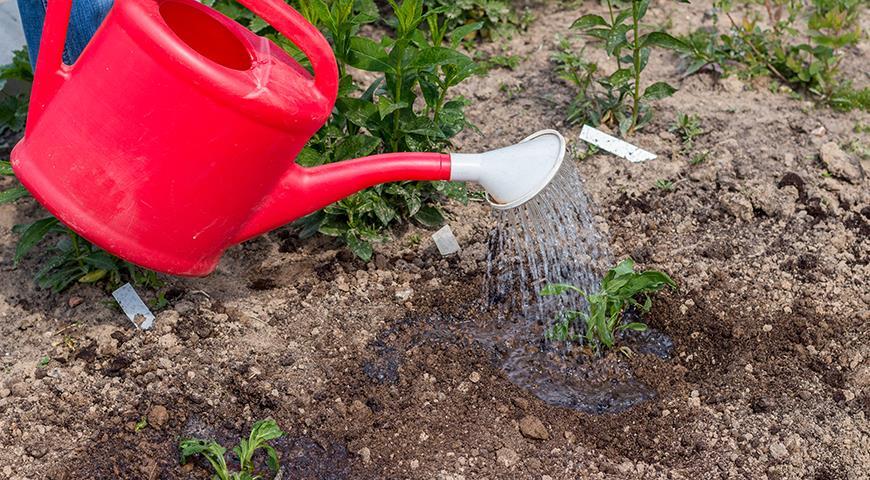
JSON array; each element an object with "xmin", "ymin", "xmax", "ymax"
[
  {"xmin": 432, "ymin": 225, "xmax": 461, "ymax": 256},
  {"xmin": 112, "ymin": 283, "xmax": 155, "ymax": 330},
  {"xmin": 579, "ymin": 125, "xmax": 657, "ymax": 162}
]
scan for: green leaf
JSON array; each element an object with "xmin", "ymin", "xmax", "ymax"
[
  {"xmin": 377, "ymin": 96, "xmax": 407, "ymax": 119},
  {"xmin": 413, "ymin": 205, "xmax": 444, "ymax": 227},
  {"xmin": 0, "ymin": 185, "xmax": 28, "ymax": 204},
  {"xmin": 348, "ymin": 37, "xmax": 393, "ymax": 72},
  {"xmin": 622, "ymin": 322, "xmax": 648, "ymax": 332},
  {"xmin": 410, "ymin": 47, "xmax": 472, "ymax": 69},
  {"xmin": 606, "ymin": 24, "xmax": 630, "ymax": 55},
  {"xmin": 296, "ymin": 147, "xmax": 324, "ymax": 167},
  {"xmin": 335, "ymin": 135, "xmax": 381, "ymax": 161},
  {"xmin": 263, "ymin": 444, "xmax": 280, "ymax": 473},
  {"xmin": 642, "ymin": 31, "xmax": 691, "ymax": 53},
  {"xmin": 608, "ymin": 68, "xmax": 634, "ymax": 88},
  {"xmin": 571, "ymin": 14, "xmax": 608, "ymax": 30},
  {"xmin": 449, "ymin": 22, "xmax": 484, "ymax": 48},
  {"xmin": 179, "ymin": 439, "xmax": 230, "ymax": 480},
  {"xmin": 642, "ymin": 82, "xmax": 677, "ymax": 100},
  {"xmin": 14, "ymin": 217, "xmax": 58, "ymax": 264},
  {"xmin": 0, "ymin": 161, "xmax": 14, "ymax": 175},
  {"xmin": 345, "ymin": 231, "xmax": 373, "ymax": 261},
  {"xmin": 78, "ymin": 269, "xmax": 107, "ymax": 283}
]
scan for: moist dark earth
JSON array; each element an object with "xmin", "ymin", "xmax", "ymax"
[{"xmin": 1, "ymin": 1, "xmax": 868, "ymax": 479}]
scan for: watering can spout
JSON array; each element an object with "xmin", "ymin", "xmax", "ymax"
[
  {"xmin": 233, "ymin": 152, "xmax": 452, "ymax": 243},
  {"xmin": 234, "ymin": 130, "xmax": 566, "ymax": 243},
  {"xmin": 450, "ymin": 129, "xmax": 566, "ymax": 209}
]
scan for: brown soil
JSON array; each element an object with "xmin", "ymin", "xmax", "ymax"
[{"xmin": 1, "ymin": 1, "xmax": 868, "ymax": 479}]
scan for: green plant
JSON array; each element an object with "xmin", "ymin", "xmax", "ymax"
[
  {"xmin": 679, "ymin": 0, "xmax": 867, "ymax": 111},
  {"xmin": 690, "ymin": 150, "xmax": 709, "ymax": 165},
  {"xmin": 475, "ymin": 50, "xmax": 522, "ymax": 71},
  {"xmin": 9, "ymin": 216, "xmax": 163, "ymax": 292},
  {"xmin": 423, "ymin": 0, "xmax": 533, "ymax": 42},
  {"xmin": 541, "ymin": 258, "xmax": 676, "ymax": 353},
  {"xmin": 561, "ymin": 0, "xmax": 690, "ymax": 135},
  {"xmin": 0, "ymin": 48, "xmax": 32, "ymax": 136},
  {"xmin": 669, "ymin": 112, "xmax": 703, "ymax": 148},
  {"xmin": 37, "ymin": 356, "xmax": 50, "ymax": 368},
  {"xmin": 654, "ymin": 179, "xmax": 675, "ymax": 191},
  {"xmin": 180, "ymin": 419, "xmax": 284, "ymax": 480},
  {"xmin": 135, "ymin": 417, "xmax": 148, "ymax": 432},
  {"xmin": 291, "ymin": 0, "xmax": 478, "ymax": 260}
]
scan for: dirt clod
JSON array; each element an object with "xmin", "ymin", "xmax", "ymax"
[
  {"xmin": 147, "ymin": 405, "xmax": 169, "ymax": 429},
  {"xmin": 518, "ymin": 415, "xmax": 549, "ymax": 440},
  {"xmin": 819, "ymin": 142, "xmax": 864, "ymax": 183},
  {"xmin": 495, "ymin": 447, "xmax": 518, "ymax": 467}
]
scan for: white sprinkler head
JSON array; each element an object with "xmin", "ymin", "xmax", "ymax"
[{"xmin": 449, "ymin": 129, "xmax": 566, "ymax": 210}]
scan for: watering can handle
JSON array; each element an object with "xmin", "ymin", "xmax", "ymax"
[
  {"xmin": 236, "ymin": 0, "xmax": 339, "ymax": 107},
  {"xmin": 27, "ymin": 0, "xmax": 74, "ymax": 135},
  {"xmin": 29, "ymin": 0, "xmax": 339, "ymax": 132}
]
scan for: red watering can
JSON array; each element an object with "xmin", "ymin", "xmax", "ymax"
[{"xmin": 11, "ymin": 0, "xmax": 565, "ymax": 276}]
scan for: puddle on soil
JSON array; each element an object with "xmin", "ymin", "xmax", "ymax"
[{"xmin": 476, "ymin": 162, "xmax": 671, "ymax": 414}]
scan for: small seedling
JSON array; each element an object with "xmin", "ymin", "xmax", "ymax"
[
  {"xmin": 690, "ymin": 150, "xmax": 709, "ymax": 165},
  {"xmin": 135, "ymin": 417, "xmax": 148, "ymax": 433},
  {"xmin": 477, "ymin": 52, "xmax": 522, "ymax": 71},
  {"xmin": 541, "ymin": 258, "xmax": 676, "ymax": 353},
  {"xmin": 669, "ymin": 112, "xmax": 703, "ymax": 148},
  {"xmin": 37, "ymin": 356, "xmax": 50, "ymax": 368},
  {"xmin": 655, "ymin": 179, "xmax": 675, "ymax": 191},
  {"xmin": 180, "ymin": 418, "xmax": 284, "ymax": 480},
  {"xmin": 406, "ymin": 233, "xmax": 422, "ymax": 247}
]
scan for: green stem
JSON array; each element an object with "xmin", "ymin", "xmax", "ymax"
[
  {"xmin": 629, "ymin": 1, "xmax": 642, "ymax": 135},
  {"xmin": 68, "ymin": 230, "xmax": 84, "ymax": 268},
  {"xmin": 391, "ymin": 68, "xmax": 402, "ymax": 152},
  {"xmin": 432, "ymin": 83, "xmax": 448, "ymax": 126},
  {"xmin": 606, "ymin": 0, "xmax": 621, "ymax": 71}
]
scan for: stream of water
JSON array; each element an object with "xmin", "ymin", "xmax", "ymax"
[
  {"xmin": 478, "ymin": 162, "xmax": 660, "ymax": 413},
  {"xmin": 484, "ymin": 161, "xmax": 612, "ymax": 336}
]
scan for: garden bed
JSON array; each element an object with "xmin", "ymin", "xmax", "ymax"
[{"xmin": 0, "ymin": 0, "xmax": 868, "ymax": 479}]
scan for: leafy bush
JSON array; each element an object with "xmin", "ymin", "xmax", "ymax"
[
  {"xmin": 423, "ymin": 0, "xmax": 533, "ymax": 42},
  {"xmin": 541, "ymin": 258, "xmax": 676, "ymax": 354},
  {"xmin": 679, "ymin": 0, "xmax": 867, "ymax": 111},
  {"xmin": 556, "ymin": 0, "xmax": 690, "ymax": 136},
  {"xmin": 180, "ymin": 419, "xmax": 285, "ymax": 480},
  {"xmin": 291, "ymin": 0, "xmax": 478, "ymax": 260},
  {"xmin": 0, "ymin": 49, "xmax": 32, "ymax": 135}
]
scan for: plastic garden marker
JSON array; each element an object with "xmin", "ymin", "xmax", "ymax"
[
  {"xmin": 432, "ymin": 225, "xmax": 460, "ymax": 256},
  {"xmin": 11, "ymin": 0, "xmax": 565, "ymax": 276},
  {"xmin": 579, "ymin": 125, "xmax": 656, "ymax": 162},
  {"xmin": 112, "ymin": 283, "xmax": 155, "ymax": 330}
]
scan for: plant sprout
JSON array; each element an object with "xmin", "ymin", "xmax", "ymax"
[
  {"xmin": 180, "ymin": 419, "xmax": 285, "ymax": 480},
  {"xmin": 541, "ymin": 258, "xmax": 676, "ymax": 353}
]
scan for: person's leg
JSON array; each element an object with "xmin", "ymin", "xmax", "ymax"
[{"xmin": 16, "ymin": 0, "xmax": 114, "ymax": 68}]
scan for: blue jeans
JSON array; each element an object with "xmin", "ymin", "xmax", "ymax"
[{"xmin": 16, "ymin": 0, "xmax": 114, "ymax": 68}]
